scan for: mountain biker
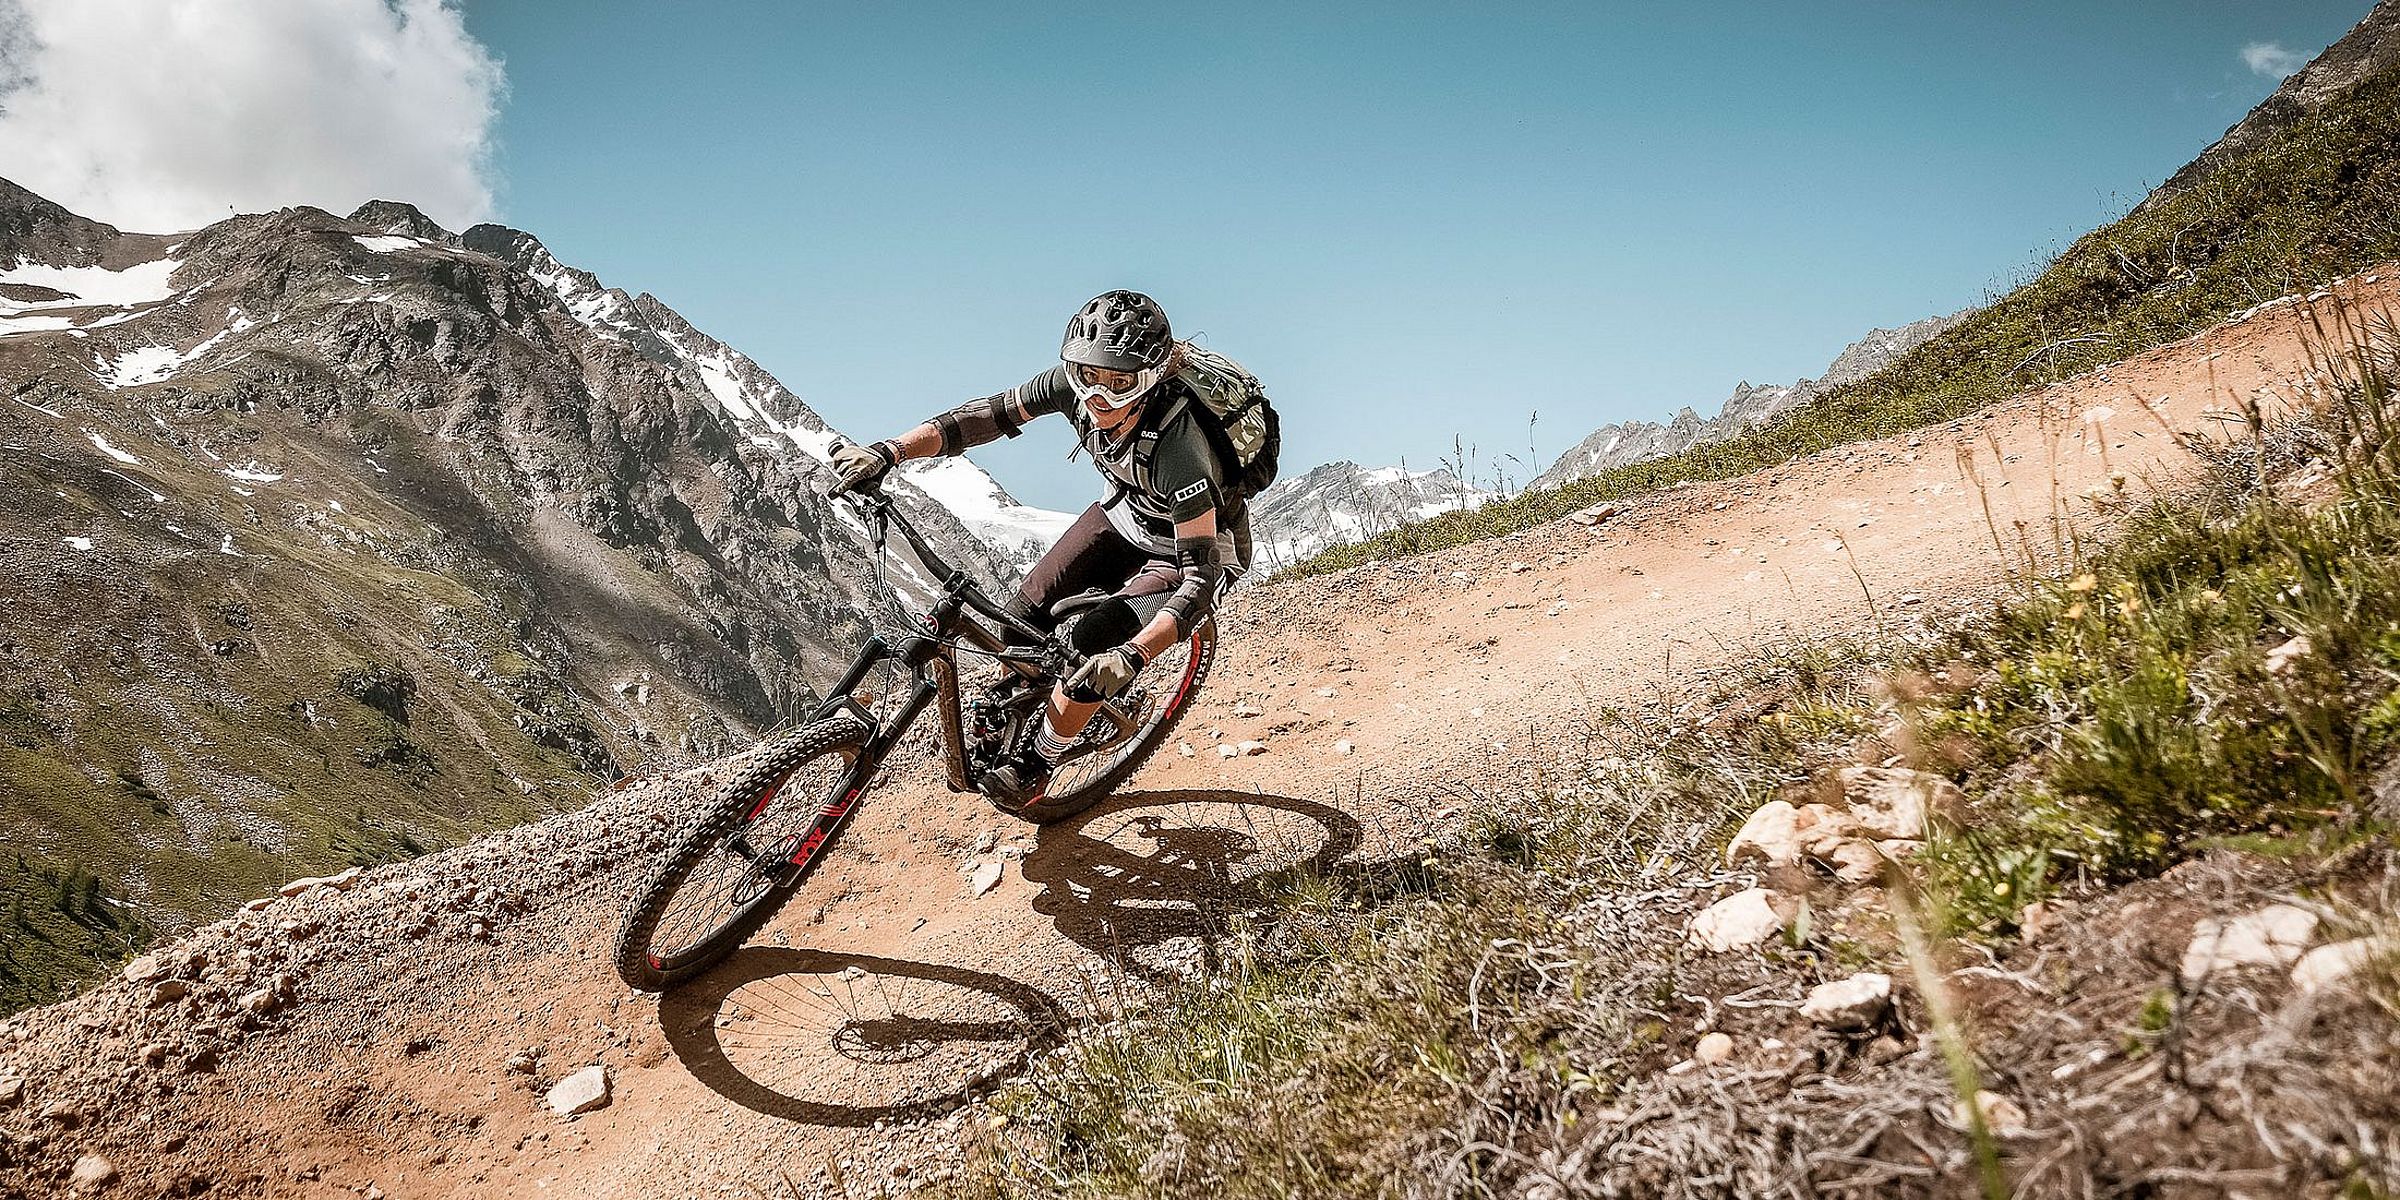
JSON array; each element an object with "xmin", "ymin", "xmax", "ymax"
[{"xmin": 831, "ymin": 290, "xmax": 1256, "ymax": 811}]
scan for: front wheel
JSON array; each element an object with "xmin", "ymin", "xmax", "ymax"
[
  {"xmin": 1009, "ymin": 615, "xmax": 1216, "ymax": 825},
  {"xmin": 615, "ymin": 715, "xmax": 872, "ymax": 992}
]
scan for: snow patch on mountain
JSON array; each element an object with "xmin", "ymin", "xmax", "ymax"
[
  {"xmin": 94, "ymin": 308, "xmax": 256, "ymax": 388},
  {"xmin": 1250, "ymin": 460, "xmax": 1493, "ymax": 569},
  {"xmin": 903, "ymin": 457, "xmax": 1076, "ymax": 565},
  {"xmin": 0, "ymin": 255, "xmax": 182, "ymax": 336}
]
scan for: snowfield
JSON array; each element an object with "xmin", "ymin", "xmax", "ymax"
[{"xmin": 0, "ymin": 255, "xmax": 182, "ymax": 336}]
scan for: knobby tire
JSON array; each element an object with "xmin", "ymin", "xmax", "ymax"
[{"xmin": 614, "ymin": 715, "xmax": 871, "ymax": 992}]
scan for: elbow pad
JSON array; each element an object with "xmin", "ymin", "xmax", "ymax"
[
  {"xmin": 932, "ymin": 391, "xmax": 1028, "ymax": 456},
  {"xmin": 1157, "ymin": 534, "xmax": 1229, "ymax": 639}
]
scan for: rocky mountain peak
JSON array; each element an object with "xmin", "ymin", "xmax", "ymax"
[
  {"xmin": 0, "ymin": 176, "xmax": 121, "ymax": 268},
  {"xmin": 2143, "ymin": 0, "xmax": 2400, "ymax": 211},
  {"xmin": 1530, "ymin": 308, "xmax": 1971, "ymax": 492},
  {"xmin": 348, "ymin": 199, "xmax": 457, "ymax": 245}
]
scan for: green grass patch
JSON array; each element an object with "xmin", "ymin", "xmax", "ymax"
[
  {"xmin": 1915, "ymin": 330, "xmax": 2400, "ymax": 932},
  {"xmin": 1288, "ymin": 64, "xmax": 2400, "ymax": 579}
]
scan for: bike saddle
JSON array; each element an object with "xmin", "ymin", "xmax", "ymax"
[{"xmin": 1048, "ymin": 589, "xmax": 1113, "ymax": 620}]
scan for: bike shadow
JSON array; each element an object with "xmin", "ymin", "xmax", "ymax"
[
  {"xmin": 1022, "ymin": 788, "xmax": 1365, "ymax": 985},
  {"xmin": 659, "ymin": 946, "xmax": 1069, "ymax": 1127}
]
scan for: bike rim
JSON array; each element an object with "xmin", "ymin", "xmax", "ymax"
[{"xmin": 647, "ymin": 747, "xmax": 857, "ymax": 967}]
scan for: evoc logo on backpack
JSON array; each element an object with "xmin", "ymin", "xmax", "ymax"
[{"xmin": 1173, "ymin": 344, "xmax": 1281, "ymax": 501}]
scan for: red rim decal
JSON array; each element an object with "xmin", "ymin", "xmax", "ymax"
[{"xmin": 746, "ymin": 781, "xmax": 782, "ymax": 822}]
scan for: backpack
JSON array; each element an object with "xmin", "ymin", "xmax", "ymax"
[{"xmin": 1173, "ymin": 343, "xmax": 1281, "ymax": 502}]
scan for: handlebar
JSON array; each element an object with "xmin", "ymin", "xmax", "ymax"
[{"xmin": 831, "ymin": 472, "xmax": 1052, "ymax": 646}]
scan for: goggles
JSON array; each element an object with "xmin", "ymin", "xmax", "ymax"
[{"xmin": 1068, "ymin": 360, "xmax": 1165, "ymax": 411}]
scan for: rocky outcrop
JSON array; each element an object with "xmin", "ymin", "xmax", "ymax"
[{"xmin": 0, "ymin": 176, "xmax": 120, "ymax": 268}]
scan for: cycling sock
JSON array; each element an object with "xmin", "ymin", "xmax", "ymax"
[{"xmin": 1033, "ymin": 719, "xmax": 1076, "ymax": 765}]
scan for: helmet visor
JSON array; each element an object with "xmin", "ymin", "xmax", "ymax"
[{"xmin": 1069, "ymin": 360, "xmax": 1163, "ymax": 411}]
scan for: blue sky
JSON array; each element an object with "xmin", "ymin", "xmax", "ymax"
[{"xmin": 460, "ymin": 1, "xmax": 2365, "ymax": 511}]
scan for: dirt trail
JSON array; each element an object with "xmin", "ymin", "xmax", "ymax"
[{"xmin": 5, "ymin": 270, "xmax": 2394, "ymax": 1199}]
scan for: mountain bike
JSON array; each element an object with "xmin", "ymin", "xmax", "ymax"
[{"xmin": 614, "ymin": 477, "xmax": 1215, "ymax": 991}]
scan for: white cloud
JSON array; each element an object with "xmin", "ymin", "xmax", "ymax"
[
  {"xmin": 2240, "ymin": 41, "xmax": 2308, "ymax": 80},
  {"xmin": 0, "ymin": 0, "xmax": 503, "ymax": 233}
]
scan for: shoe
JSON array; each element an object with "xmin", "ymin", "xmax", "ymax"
[{"xmin": 979, "ymin": 744, "xmax": 1052, "ymax": 811}]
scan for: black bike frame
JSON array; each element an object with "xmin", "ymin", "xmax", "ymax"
[{"xmin": 771, "ymin": 487, "xmax": 1093, "ymax": 881}]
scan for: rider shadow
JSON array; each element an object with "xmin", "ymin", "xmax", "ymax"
[
  {"xmin": 659, "ymin": 947, "xmax": 1070, "ymax": 1128},
  {"xmin": 1022, "ymin": 788, "xmax": 1365, "ymax": 986}
]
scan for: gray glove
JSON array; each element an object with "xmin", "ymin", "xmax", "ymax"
[
  {"xmin": 831, "ymin": 440, "xmax": 899, "ymax": 491},
  {"xmin": 1065, "ymin": 644, "xmax": 1149, "ymax": 702}
]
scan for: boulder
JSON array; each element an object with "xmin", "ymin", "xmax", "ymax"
[
  {"xmin": 0, "ymin": 1074, "xmax": 22, "ymax": 1107},
  {"xmin": 1836, "ymin": 766, "xmax": 1962, "ymax": 840},
  {"xmin": 1792, "ymin": 803, "xmax": 1862, "ymax": 858},
  {"xmin": 546, "ymin": 1065, "xmax": 612, "ymax": 1117},
  {"xmin": 1824, "ymin": 840, "xmax": 1886, "ymax": 885},
  {"xmin": 1799, "ymin": 972, "xmax": 1892, "ymax": 1031},
  {"xmin": 1235, "ymin": 740, "xmax": 1268, "ymax": 756},
  {"xmin": 1724, "ymin": 801, "xmax": 1803, "ymax": 867},
  {"xmin": 278, "ymin": 866, "xmax": 364, "ymax": 898},
  {"xmin": 121, "ymin": 953, "xmax": 169, "ymax": 984},
  {"xmin": 2181, "ymin": 904, "xmax": 2321, "ymax": 983},
  {"xmin": 2290, "ymin": 937, "xmax": 2391, "ymax": 995},
  {"xmin": 1687, "ymin": 888, "xmax": 1787, "ymax": 953}
]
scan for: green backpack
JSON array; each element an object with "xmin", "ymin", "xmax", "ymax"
[{"xmin": 1173, "ymin": 343, "xmax": 1281, "ymax": 501}]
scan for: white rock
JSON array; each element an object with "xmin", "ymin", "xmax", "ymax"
[
  {"xmin": 2182, "ymin": 904, "xmax": 2321, "ymax": 982},
  {"xmin": 1333, "ymin": 740, "xmax": 1355, "ymax": 756},
  {"xmin": 1176, "ymin": 742, "xmax": 1195, "ymax": 758},
  {"xmin": 546, "ymin": 1065, "xmax": 612, "ymax": 1117},
  {"xmin": 1724, "ymin": 800, "xmax": 1803, "ymax": 867},
  {"xmin": 1693, "ymin": 1031, "xmax": 1734, "ymax": 1066},
  {"xmin": 1217, "ymin": 744, "xmax": 1239, "ymax": 759},
  {"xmin": 1952, "ymin": 1090, "xmax": 2029, "ymax": 1138},
  {"xmin": 1799, "ymin": 972, "xmax": 1893, "ymax": 1031},
  {"xmin": 1314, "ymin": 687, "xmax": 1338, "ymax": 699},
  {"xmin": 1231, "ymin": 702, "xmax": 1264, "ymax": 718},
  {"xmin": 2264, "ymin": 634, "xmax": 2313, "ymax": 676},
  {"xmin": 278, "ymin": 866, "xmax": 365, "ymax": 898},
  {"xmin": 121, "ymin": 953, "xmax": 168, "ymax": 984},
  {"xmin": 1793, "ymin": 803, "xmax": 1862, "ymax": 858},
  {"xmin": 1837, "ymin": 766, "xmax": 1962, "ymax": 840},
  {"xmin": 1825, "ymin": 839, "xmax": 1886, "ymax": 885},
  {"xmin": 1235, "ymin": 740, "xmax": 1268, "ymax": 756},
  {"xmin": 1687, "ymin": 888, "xmax": 1787, "ymax": 953},
  {"xmin": 2290, "ymin": 937, "xmax": 2390, "ymax": 994},
  {"xmin": 969, "ymin": 861, "xmax": 1004, "ymax": 897},
  {"xmin": 71, "ymin": 1155, "xmax": 116, "ymax": 1192}
]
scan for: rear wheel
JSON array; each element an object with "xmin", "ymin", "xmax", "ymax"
[
  {"xmin": 615, "ymin": 716, "xmax": 872, "ymax": 992},
  {"xmin": 1007, "ymin": 615, "xmax": 1215, "ymax": 825}
]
